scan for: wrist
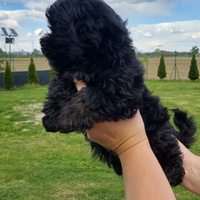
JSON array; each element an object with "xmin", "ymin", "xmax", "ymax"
[
  {"xmin": 119, "ymin": 137, "xmax": 150, "ymax": 160},
  {"xmin": 180, "ymin": 154, "xmax": 200, "ymax": 196},
  {"xmin": 115, "ymin": 130, "xmax": 148, "ymax": 156}
]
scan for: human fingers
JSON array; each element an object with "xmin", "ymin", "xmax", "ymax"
[{"xmin": 74, "ymin": 79, "xmax": 87, "ymax": 91}]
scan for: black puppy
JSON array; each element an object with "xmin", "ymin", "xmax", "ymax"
[{"xmin": 40, "ymin": 0, "xmax": 196, "ymax": 186}]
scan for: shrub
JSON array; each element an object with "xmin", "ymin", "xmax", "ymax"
[
  {"xmin": 27, "ymin": 57, "xmax": 39, "ymax": 84},
  {"xmin": 188, "ymin": 54, "xmax": 199, "ymax": 81},
  {"xmin": 143, "ymin": 55, "xmax": 149, "ymax": 79},
  {"xmin": 3, "ymin": 61, "xmax": 13, "ymax": 90},
  {"xmin": 0, "ymin": 59, "xmax": 4, "ymax": 72},
  {"xmin": 49, "ymin": 67, "xmax": 56, "ymax": 81},
  {"xmin": 157, "ymin": 53, "xmax": 167, "ymax": 79}
]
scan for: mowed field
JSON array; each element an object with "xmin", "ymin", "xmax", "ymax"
[
  {"xmin": 10, "ymin": 56, "xmax": 200, "ymax": 80},
  {"xmin": 0, "ymin": 80, "xmax": 200, "ymax": 199},
  {"xmin": 10, "ymin": 57, "xmax": 50, "ymax": 72}
]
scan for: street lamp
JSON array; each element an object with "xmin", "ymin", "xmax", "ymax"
[{"xmin": 1, "ymin": 27, "xmax": 18, "ymax": 69}]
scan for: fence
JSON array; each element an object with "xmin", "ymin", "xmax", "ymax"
[{"xmin": 0, "ymin": 70, "xmax": 50, "ymax": 88}]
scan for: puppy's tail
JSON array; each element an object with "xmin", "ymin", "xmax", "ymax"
[{"xmin": 171, "ymin": 109, "xmax": 197, "ymax": 148}]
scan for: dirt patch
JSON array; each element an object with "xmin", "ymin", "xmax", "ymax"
[
  {"xmin": 4, "ymin": 116, "xmax": 11, "ymax": 118},
  {"xmin": 1, "ymin": 132, "xmax": 15, "ymax": 135},
  {"xmin": 21, "ymin": 100, "xmax": 36, "ymax": 102},
  {"xmin": 13, "ymin": 103, "xmax": 44, "ymax": 125},
  {"xmin": 22, "ymin": 129, "xmax": 30, "ymax": 132},
  {"xmin": 176, "ymin": 101, "xmax": 189, "ymax": 105},
  {"xmin": 52, "ymin": 189, "xmax": 76, "ymax": 198}
]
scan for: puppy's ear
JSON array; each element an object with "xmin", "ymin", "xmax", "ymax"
[
  {"xmin": 40, "ymin": 4, "xmax": 57, "ymax": 62},
  {"xmin": 40, "ymin": 0, "xmax": 77, "ymax": 73}
]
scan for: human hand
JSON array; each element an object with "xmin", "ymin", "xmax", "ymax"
[
  {"xmin": 74, "ymin": 80, "xmax": 148, "ymax": 156},
  {"xmin": 74, "ymin": 79, "xmax": 176, "ymax": 200},
  {"xmin": 178, "ymin": 140, "xmax": 200, "ymax": 196}
]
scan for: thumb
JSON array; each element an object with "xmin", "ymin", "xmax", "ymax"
[{"xmin": 74, "ymin": 79, "xmax": 87, "ymax": 91}]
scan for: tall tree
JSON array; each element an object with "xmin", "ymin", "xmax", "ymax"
[
  {"xmin": 0, "ymin": 48, "xmax": 6, "ymax": 72},
  {"xmin": 157, "ymin": 53, "xmax": 167, "ymax": 79},
  {"xmin": 188, "ymin": 54, "xmax": 199, "ymax": 81},
  {"xmin": 143, "ymin": 55, "xmax": 149, "ymax": 79},
  {"xmin": 49, "ymin": 67, "xmax": 56, "ymax": 81},
  {"xmin": 27, "ymin": 57, "xmax": 39, "ymax": 84},
  {"xmin": 190, "ymin": 46, "xmax": 199, "ymax": 56},
  {"xmin": 0, "ymin": 59, "xmax": 4, "ymax": 72},
  {"xmin": 32, "ymin": 49, "xmax": 42, "ymax": 57},
  {"xmin": 3, "ymin": 61, "xmax": 13, "ymax": 90}
]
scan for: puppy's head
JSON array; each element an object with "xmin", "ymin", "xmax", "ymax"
[{"xmin": 40, "ymin": 0, "xmax": 134, "ymax": 80}]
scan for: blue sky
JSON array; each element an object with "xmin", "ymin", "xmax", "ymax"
[{"xmin": 0, "ymin": 0, "xmax": 200, "ymax": 53}]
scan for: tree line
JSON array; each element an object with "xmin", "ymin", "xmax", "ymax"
[
  {"xmin": 137, "ymin": 46, "xmax": 199, "ymax": 58},
  {"xmin": 0, "ymin": 48, "xmax": 44, "ymax": 60},
  {"xmin": 0, "ymin": 46, "xmax": 199, "ymax": 60},
  {"xmin": 2, "ymin": 58, "xmax": 55, "ymax": 90}
]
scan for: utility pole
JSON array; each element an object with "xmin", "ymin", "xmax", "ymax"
[{"xmin": 170, "ymin": 51, "xmax": 180, "ymax": 80}]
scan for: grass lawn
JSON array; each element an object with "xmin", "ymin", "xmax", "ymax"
[{"xmin": 0, "ymin": 80, "xmax": 200, "ymax": 200}]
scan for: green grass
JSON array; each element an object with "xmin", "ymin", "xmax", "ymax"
[{"xmin": 0, "ymin": 80, "xmax": 200, "ymax": 200}]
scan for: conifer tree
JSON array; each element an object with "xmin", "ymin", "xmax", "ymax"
[
  {"xmin": 0, "ymin": 59, "xmax": 4, "ymax": 72},
  {"xmin": 188, "ymin": 54, "xmax": 199, "ymax": 81},
  {"xmin": 49, "ymin": 67, "xmax": 56, "ymax": 81},
  {"xmin": 157, "ymin": 53, "xmax": 167, "ymax": 79},
  {"xmin": 143, "ymin": 55, "xmax": 149, "ymax": 79},
  {"xmin": 3, "ymin": 61, "xmax": 13, "ymax": 90},
  {"xmin": 27, "ymin": 57, "xmax": 39, "ymax": 84}
]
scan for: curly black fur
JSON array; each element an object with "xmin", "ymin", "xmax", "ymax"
[{"xmin": 40, "ymin": 0, "xmax": 196, "ymax": 186}]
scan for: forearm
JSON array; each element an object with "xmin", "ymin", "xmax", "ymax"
[
  {"xmin": 180, "ymin": 154, "xmax": 200, "ymax": 196},
  {"xmin": 120, "ymin": 140, "xmax": 176, "ymax": 200}
]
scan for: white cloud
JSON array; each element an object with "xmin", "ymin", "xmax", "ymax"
[
  {"xmin": 105, "ymin": 0, "xmax": 179, "ymax": 18},
  {"xmin": 184, "ymin": 33, "xmax": 200, "ymax": 39},
  {"xmin": 0, "ymin": 11, "xmax": 9, "ymax": 20},
  {"xmin": 25, "ymin": 0, "xmax": 55, "ymax": 11},
  {"xmin": 144, "ymin": 32, "xmax": 152, "ymax": 37},
  {"xmin": 35, "ymin": 28, "xmax": 46, "ymax": 36},
  {"xmin": 0, "ymin": 10, "xmax": 45, "ymax": 29},
  {"xmin": 27, "ymin": 32, "xmax": 32, "ymax": 37},
  {"xmin": 2, "ymin": 0, "xmax": 26, "ymax": 2},
  {"xmin": 35, "ymin": 28, "xmax": 42, "ymax": 36},
  {"xmin": 0, "ymin": 10, "xmax": 23, "ymax": 29},
  {"xmin": 130, "ymin": 20, "xmax": 200, "ymax": 52},
  {"xmin": 1, "ymin": 19, "xmax": 20, "ymax": 28},
  {"xmin": 25, "ymin": 9, "xmax": 44, "ymax": 19},
  {"xmin": 170, "ymin": 28, "xmax": 185, "ymax": 34}
]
